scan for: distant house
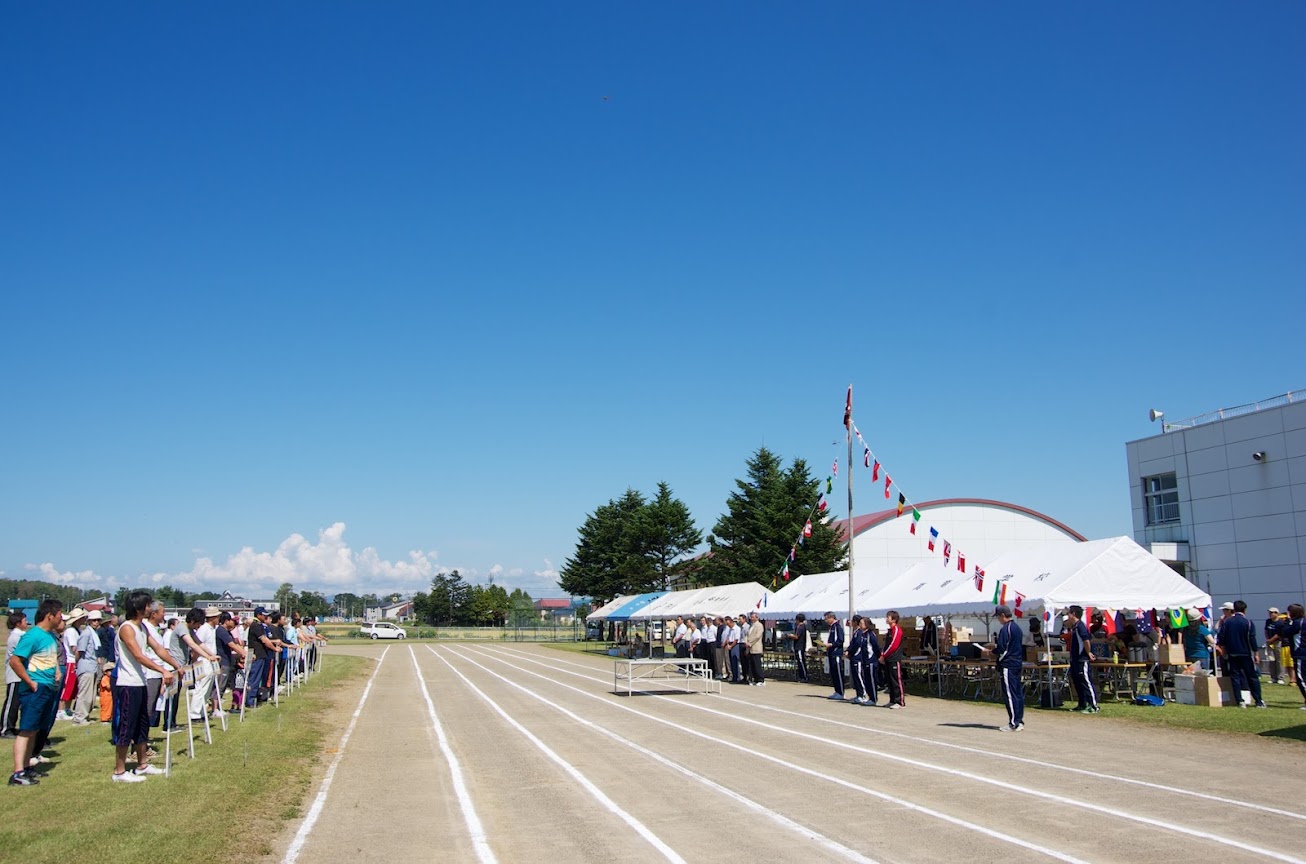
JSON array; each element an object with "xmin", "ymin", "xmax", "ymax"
[
  {"xmin": 192, "ymin": 591, "xmax": 278, "ymax": 617},
  {"xmin": 81, "ymin": 596, "xmax": 114, "ymax": 613},
  {"xmin": 364, "ymin": 607, "xmax": 381, "ymax": 623},
  {"xmin": 381, "ymin": 600, "xmax": 413, "ymax": 621},
  {"xmin": 533, "ymin": 598, "xmax": 573, "ymax": 622}
]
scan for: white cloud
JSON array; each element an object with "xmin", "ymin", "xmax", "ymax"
[
  {"xmin": 21, "ymin": 524, "xmax": 564, "ymax": 601},
  {"xmin": 25, "ymin": 562, "xmax": 104, "ymax": 587}
]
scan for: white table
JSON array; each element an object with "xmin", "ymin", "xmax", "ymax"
[{"xmin": 613, "ymin": 658, "xmax": 720, "ymax": 696}]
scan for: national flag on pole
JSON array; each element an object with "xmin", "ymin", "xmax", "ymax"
[
  {"xmin": 863, "ymin": 448, "xmax": 870, "ymax": 468},
  {"xmin": 928, "ymin": 527, "xmax": 938, "ymax": 551},
  {"xmin": 884, "ymin": 475, "xmax": 892, "ymax": 498},
  {"xmin": 803, "ymin": 520, "xmax": 813, "ymax": 538},
  {"xmin": 832, "ymin": 458, "xmax": 838, "ymax": 478},
  {"xmin": 843, "ymin": 386, "xmax": 852, "ymax": 430},
  {"xmin": 872, "ymin": 461, "xmax": 880, "ymax": 481},
  {"xmin": 1013, "ymin": 593, "xmax": 1024, "ymax": 618},
  {"xmin": 896, "ymin": 493, "xmax": 905, "ymax": 517},
  {"xmin": 942, "ymin": 541, "xmax": 951, "ymax": 565},
  {"xmin": 957, "ymin": 553, "xmax": 965, "ymax": 572},
  {"xmin": 992, "ymin": 580, "xmax": 1001, "ymax": 605}
]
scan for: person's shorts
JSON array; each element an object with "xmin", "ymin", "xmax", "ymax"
[
  {"xmin": 18, "ymin": 684, "xmax": 59, "ymax": 732},
  {"xmin": 112, "ymin": 685, "xmax": 151, "ymax": 747},
  {"xmin": 59, "ymin": 664, "xmax": 77, "ymax": 702}
]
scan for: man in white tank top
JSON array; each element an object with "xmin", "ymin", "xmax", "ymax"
[{"xmin": 112, "ymin": 592, "xmax": 180, "ymax": 783}]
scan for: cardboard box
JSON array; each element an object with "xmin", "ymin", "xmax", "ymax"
[
  {"xmin": 1192, "ymin": 675, "xmax": 1232, "ymax": 707},
  {"xmin": 1025, "ymin": 646, "xmax": 1040, "ymax": 663},
  {"xmin": 1158, "ymin": 644, "xmax": 1186, "ymax": 665}
]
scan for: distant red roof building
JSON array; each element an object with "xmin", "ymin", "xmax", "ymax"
[{"xmin": 534, "ymin": 598, "xmax": 571, "ymax": 611}]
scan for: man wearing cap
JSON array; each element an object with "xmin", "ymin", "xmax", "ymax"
[
  {"xmin": 70, "ymin": 611, "xmax": 102, "ymax": 724},
  {"xmin": 1064, "ymin": 606, "xmax": 1098, "ymax": 714},
  {"xmin": 245, "ymin": 607, "xmax": 275, "ymax": 707},
  {"xmin": 1216, "ymin": 600, "xmax": 1266, "ymax": 708},
  {"xmin": 984, "ymin": 605, "xmax": 1025, "ymax": 731}
]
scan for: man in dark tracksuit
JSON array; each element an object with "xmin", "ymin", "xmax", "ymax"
[
  {"xmin": 864, "ymin": 620, "xmax": 881, "ymax": 705},
  {"xmin": 786, "ymin": 614, "xmax": 810, "ymax": 682},
  {"xmin": 847, "ymin": 617, "xmax": 868, "ymax": 703},
  {"xmin": 1216, "ymin": 600, "xmax": 1265, "ymax": 708},
  {"xmin": 1282, "ymin": 604, "xmax": 1305, "ymax": 707},
  {"xmin": 823, "ymin": 612, "xmax": 845, "ymax": 700},
  {"xmin": 1065, "ymin": 605, "xmax": 1099, "ymax": 714},
  {"xmin": 989, "ymin": 605, "xmax": 1025, "ymax": 731}
]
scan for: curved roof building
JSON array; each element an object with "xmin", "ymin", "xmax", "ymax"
[{"xmin": 835, "ymin": 498, "xmax": 1085, "ymax": 574}]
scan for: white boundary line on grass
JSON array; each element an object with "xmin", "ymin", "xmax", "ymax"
[
  {"xmin": 408, "ymin": 646, "xmax": 496, "ymax": 864},
  {"xmin": 439, "ymin": 646, "xmax": 878, "ymax": 864},
  {"xmin": 425, "ymin": 646, "xmax": 687, "ymax": 864},
  {"xmin": 488, "ymin": 646, "xmax": 1305, "ymax": 864},
  {"xmin": 506, "ymin": 646, "xmax": 1306, "ymax": 822},
  {"xmin": 459, "ymin": 646, "xmax": 1090, "ymax": 864},
  {"xmin": 282, "ymin": 646, "xmax": 389, "ymax": 864}
]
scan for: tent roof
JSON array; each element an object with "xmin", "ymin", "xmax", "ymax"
[
  {"xmin": 764, "ymin": 571, "xmax": 854, "ymax": 618},
  {"xmin": 586, "ymin": 595, "xmax": 633, "ymax": 621},
  {"xmin": 763, "ymin": 565, "xmax": 901, "ymax": 619},
  {"xmin": 630, "ymin": 581, "xmax": 774, "ymax": 620},
  {"xmin": 888, "ymin": 537, "xmax": 1211, "ymax": 618},
  {"xmin": 602, "ymin": 591, "xmax": 668, "ymax": 621}
]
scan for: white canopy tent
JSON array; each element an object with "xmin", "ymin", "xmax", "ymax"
[
  {"xmin": 629, "ymin": 581, "xmax": 775, "ymax": 621},
  {"xmin": 887, "ymin": 536, "xmax": 1211, "ymax": 619},
  {"xmin": 764, "ymin": 565, "xmax": 901, "ymax": 620},
  {"xmin": 763, "ymin": 571, "xmax": 850, "ymax": 618}
]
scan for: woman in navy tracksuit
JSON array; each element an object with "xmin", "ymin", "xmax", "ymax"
[{"xmin": 858, "ymin": 617, "xmax": 880, "ymax": 706}]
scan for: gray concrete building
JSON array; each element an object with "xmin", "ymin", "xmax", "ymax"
[{"xmin": 1126, "ymin": 390, "xmax": 1306, "ymax": 612}]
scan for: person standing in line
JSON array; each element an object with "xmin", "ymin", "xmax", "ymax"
[
  {"xmin": 921, "ymin": 615, "xmax": 939, "ymax": 657},
  {"xmin": 70, "ymin": 612, "xmax": 101, "ymax": 724},
  {"xmin": 96, "ymin": 612, "xmax": 117, "ymax": 680},
  {"xmin": 737, "ymin": 612, "xmax": 753, "ymax": 684},
  {"xmin": 983, "ymin": 605, "xmax": 1025, "ymax": 731},
  {"xmin": 2, "ymin": 611, "xmax": 29, "ymax": 739},
  {"xmin": 199, "ymin": 608, "xmax": 223, "ymax": 713},
  {"xmin": 746, "ymin": 611, "xmax": 765, "ymax": 686},
  {"xmin": 7, "ymin": 600, "xmax": 62, "ymax": 786},
  {"xmin": 785, "ymin": 614, "xmax": 810, "ymax": 682},
  {"xmin": 181, "ymin": 609, "xmax": 220, "ymax": 723},
  {"xmin": 1264, "ymin": 606, "xmax": 1284, "ymax": 685},
  {"xmin": 823, "ymin": 612, "xmax": 845, "ymax": 700},
  {"xmin": 847, "ymin": 616, "xmax": 869, "ymax": 704},
  {"xmin": 700, "ymin": 617, "xmax": 717, "ymax": 678},
  {"xmin": 111, "ymin": 592, "xmax": 175, "ymax": 782},
  {"xmin": 1217, "ymin": 600, "xmax": 1266, "ymax": 708},
  {"xmin": 1064, "ymin": 606, "xmax": 1098, "ymax": 714},
  {"xmin": 859, "ymin": 617, "xmax": 881, "ymax": 706},
  {"xmin": 727, "ymin": 616, "xmax": 745, "ymax": 684},
  {"xmin": 1279, "ymin": 604, "xmax": 1305, "ymax": 708},
  {"xmin": 58, "ymin": 608, "xmax": 85, "ymax": 718},
  {"xmin": 672, "ymin": 617, "xmax": 688, "ymax": 659},
  {"xmin": 214, "ymin": 612, "xmax": 245, "ymax": 710},
  {"xmin": 880, "ymin": 611, "xmax": 906, "ymax": 709},
  {"xmin": 712, "ymin": 617, "xmax": 728, "ymax": 683},
  {"xmin": 687, "ymin": 619, "xmax": 702, "ymax": 673},
  {"xmin": 245, "ymin": 607, "xmax": 274, "ymax": 707}
]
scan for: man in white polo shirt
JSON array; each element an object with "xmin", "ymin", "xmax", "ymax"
[{"xmin": 672, "ymin": 617, "xmax": 688, "ymax": 659}]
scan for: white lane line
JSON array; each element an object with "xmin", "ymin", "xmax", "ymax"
[
  {"xmin": 426, "ymin": 646, "xmax": 687, "ymax": 864},
  {"xmin": 463, "ymin": 646, "xmax": 1089, "ymax": 864},
  {"xmin": 282, "ymin": 647, "xmax": 389, "ymax": 864},
  {"xmin": 442, "ymin": 646, "xmax": 878, "ymax": 864},
  {"xmin": 408, "ymin": 647, "xmax": 496, "ymax": 864},
  {"xmin": 505, "ymin": 646, "xmax": 1306, "ymax": 823},
  {"xmin": 489, "ymin": 647, "xmax": 1306, "ymax": 864}
]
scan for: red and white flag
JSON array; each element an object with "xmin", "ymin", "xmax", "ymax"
[{"xmin": 884, "ymin": 475, "xmax": 892, "ymax": 499}]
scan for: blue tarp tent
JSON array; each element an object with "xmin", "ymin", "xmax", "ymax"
[{"xmin": 603, "ymin": 591, "xmax": 668, "ymax": 621}]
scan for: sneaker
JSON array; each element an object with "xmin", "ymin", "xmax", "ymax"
[
  {"xmin": 888, "ymin": 703, "xmax": 902, "ymax": 710},
  {"xmin": 8, "ymin": 772, "xmax": 38, "ymax": 786},
  {"xmin": 70, "ymin": 717, "xmax": 90, "ymax": 726},
  {"xmin": 1011, "ymin": 723, "xmax": 1025, "ymax": 731},
  {"xmin": 28, "ymin": 755, "xmax": 51, "ymax": 767},
  {"xmin": 1086, "ymin": 707, "xmax": 1100, "ymax": 714},
  {"xmin": 212, "ymin": 709, "xmax": 227, "ymax": 717},
  {"xmin": 998, "ymin": 724, "xmax": 1014, "ymax": 732},
  {"xmin": 133, "ymin": 764, "xmax": 164, "ymax": 776},
  {"xmin": 757, "ymin": 681, "xmax": 765, "ymax": 687},
  {"xmin": 827, "ymin": 693, "xmax": 844, "ymax": 700},
  {"xmin": 1298, "ymin": 705, "xmax": 1306, "ymax": 710},
  {"xmin": 112, "ymin": 770, "xmax": 146, "ymax": 783},
  {"xmin": 1255, "ymin": 702, "xmax": 1267, "ymax": 709}
]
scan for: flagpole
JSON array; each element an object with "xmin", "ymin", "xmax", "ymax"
[{"xmin": 846, "ymin": 384, "xmax": 855, "ymax": 627}]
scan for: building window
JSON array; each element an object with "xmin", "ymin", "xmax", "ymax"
[{"xmin": 1144, "ymin": 473, "xmax": 1180, "ymax": 525}]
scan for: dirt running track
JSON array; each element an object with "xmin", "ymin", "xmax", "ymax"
[{"xmin": 272, "ymin": 644, "xmax": 1305, "ymax": 864}]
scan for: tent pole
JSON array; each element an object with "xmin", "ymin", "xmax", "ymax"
[{"xmin": 846, "ymin": 384, "xmax": 855, "ymax": 628}]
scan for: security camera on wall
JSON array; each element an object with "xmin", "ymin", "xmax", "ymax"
[{"xmin": 1252, "ymin": 451, "xmax": 1267, "ymax": 462}]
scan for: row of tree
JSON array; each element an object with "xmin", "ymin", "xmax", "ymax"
[
  {"xmin": 411, "ymin": 571, "xmax": 539, "ymax": 627},
  {"xmin": 558, "ymin": 447, "xmax": 847, "ymax": 603}
]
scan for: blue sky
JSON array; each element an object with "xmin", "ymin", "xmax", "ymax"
[{"xmin": 2, "ymin": 3, "xmax": 1303, "ymax": 600}]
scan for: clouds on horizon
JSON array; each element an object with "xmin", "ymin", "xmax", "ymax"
[{"xmin": 22, "ymin": 522, "xmax": 565, "ymax": 599}]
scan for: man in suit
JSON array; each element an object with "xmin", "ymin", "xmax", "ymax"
[{"xmin": 823, "ymin": 612, "xmax": 845, "ymax": 700}]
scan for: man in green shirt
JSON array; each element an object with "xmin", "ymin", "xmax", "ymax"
[{"xmin": 8, "ymin": 599, "xmax": 64, "ymax": 787}]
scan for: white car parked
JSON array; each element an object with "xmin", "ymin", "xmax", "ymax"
[{"xmin": 360, "ymin": 621, "xmax": 407, "ymax": 640}]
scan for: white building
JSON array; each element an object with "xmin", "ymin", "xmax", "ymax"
[
  {"xmin": 837, "ymin": 497, "xmax": 1084, "ymax": 574},
  {"xmin": 1126, "ymin": 390, "xmax": 1306, "ymax": 612}
]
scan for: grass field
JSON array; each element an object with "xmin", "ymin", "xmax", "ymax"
[
  {"xmin": 0, "ymin": 653, "xmax": 371, "ymax": 864},
  {"xmin": 541, "ymin": 643, "xmax": 1306, "ymax": 741}
]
